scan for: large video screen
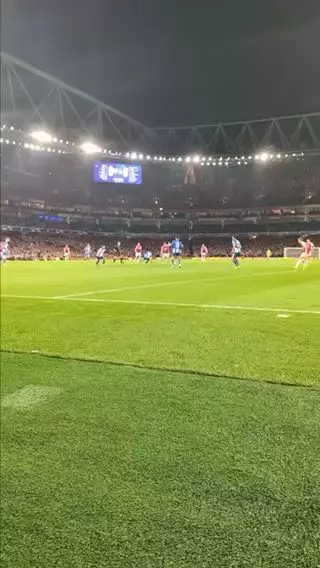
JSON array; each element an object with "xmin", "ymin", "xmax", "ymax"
[{"xmin": 93, "ymin": 162, "xmax": 142, "ymax": 185}]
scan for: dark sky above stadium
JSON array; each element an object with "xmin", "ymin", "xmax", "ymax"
[{"xmin": 2, "ymin": 0, "xmax": 320, "ymax": 127}]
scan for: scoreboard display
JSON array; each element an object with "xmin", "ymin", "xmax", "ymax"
[{"xmin": 93, "ymin": 162, "xmax": 142, "ymax": 185}]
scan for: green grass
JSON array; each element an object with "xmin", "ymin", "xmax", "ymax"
[
  {"xmin": 1, "ymin": 259, "xmax": 320, "ymax": 567},
  {"xmin": 1, "ymin": 259, "xmax": 320, "ymax": 385}
]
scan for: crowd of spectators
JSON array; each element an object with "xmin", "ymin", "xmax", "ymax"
[
  {"xmin": 2, "ymin": 144, "xmax": 319, "ymax": 248},
  {"xmin": 2, "ymin": 144, "xmax": 320, "ymax": 213},
  {"xmin": 3, "ymin": 232, "xmax": 319, "ymax": 260}
]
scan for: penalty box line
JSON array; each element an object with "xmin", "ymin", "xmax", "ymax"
[
  {"xmin": 1, "ymin": 294, "xmax": 320, "ymax": 315},
  {"xmin": 55, "ymin": 269, "xmax": 291, "ymax": 299}
]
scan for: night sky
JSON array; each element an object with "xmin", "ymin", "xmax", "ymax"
[{"xmin": 2, "ymin": 0, "xmax": 320, "ymax": 127}]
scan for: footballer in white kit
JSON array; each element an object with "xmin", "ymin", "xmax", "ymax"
[
  {"xmin": 96, "ymin": 246, "xmax": 106, "ymax": 265},
  {"xmin": 1, "ymin": 237, "xmax": 10, "ymax": 264},
  {"xmin": 84, "ymin": 243, "xmax": 92, "ymax": 260}
]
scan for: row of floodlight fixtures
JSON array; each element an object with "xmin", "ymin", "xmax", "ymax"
[{"xmin": 0, "ymin": 125, "xmax": 305, "ymax": 164}]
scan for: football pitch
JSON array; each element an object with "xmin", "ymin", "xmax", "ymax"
[{"xmin": 1, "ymin": 259, "xmax": 320, "ymax": 567}]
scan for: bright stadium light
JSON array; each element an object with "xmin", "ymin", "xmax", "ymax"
[
  {"xmin": 185, "ymin": 156, "xmax": 191, "ymax": 163},
  {"xmin": 30, "ymin": 130, "xmax": 52, "ymax": 143},
  {"xmin": 80, "ymin": 141, "xmax": 101, "ymax": 154},
  {"xmin": 131, "ymin": 152, "xmax": 138, "ymax": 160},
  {"xmin": 260, "ymin": 152, "xmax": 269, "ymax": 162},
  {"xmin": 193, "ymin": 155, "xmax": 200, "ymax": 163}
]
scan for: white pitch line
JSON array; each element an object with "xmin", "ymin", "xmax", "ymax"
[
  {"xmin": 55, "ymin": 269, "xmax": 290, "ymax": 299},
  {"xmin": 1, "ymin": 294, "xmax": 320, "ymax": 315}
]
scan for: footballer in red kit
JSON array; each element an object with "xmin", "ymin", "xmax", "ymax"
[
  {"xmin": 295, "ymin": 238, "xmax": 314, "ymax": 269},
  {"xmin": 161, "ymin": 242, "xmax": 170, "ymax": 261},
  {"xmin": 135, "ymin": 242, "xmax": 142, "ymax": 261},
  {"xmin": 200, "ymin": 244, "xmax": 208, "ymax": 261}
]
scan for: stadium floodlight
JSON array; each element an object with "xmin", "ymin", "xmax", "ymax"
[
  {"xmin": 193, "ymin": 155, "xmax": 201, "ymax": 163},
  {"xmin": 177, "ymin": 157, "xmax": 182, "ymax": 162},
  {"xmin": 146, "ymin": 155, "xmax": 151, "ymax": 160},
  {"xmin": 80, "ymin": 141, "xmax": 101, "ymax": 154},
  {"xmin": 30, "ymin": 130, "xmax": 52, "ymax": 143},
  {"xmin": 277, "ymin": 153, "xmax": 281, "ymax": 158},
  {"xmin": 185, "ymin": 156, "xmax": 191, "ymax": 163},
  {"xmin": 131, "ymin": 152, "xmax": 138, "ymax": 160},
  {"xmin": 260, "ymin": 152, "xmax": 269, "ymax": 162},
  {"xmin": 139, "ymin": 153, "xmax": 144, "ymax": 160}
]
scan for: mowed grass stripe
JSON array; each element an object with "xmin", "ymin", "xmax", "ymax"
[
  {"xmin": 56, "ymin": 268, "xmax": 291, "ymax": 298},
  {"xmin": 1, "ymin": 294, "xmax": 320, "ymax": 315},
  {"xmin": 2, "ymin": 348, "xmax": 320, "ymax": 389}
]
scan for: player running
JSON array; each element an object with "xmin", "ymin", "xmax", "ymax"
[
  {"xmin": 113, "ymin": 241, "xmax": 124, "ymax": 264},
  {"xmin": 144, "ymin": 250, "xmax": 152, "ymax": 264},
  {"xmin": 84, "ymin": 243, "xmax": 92, "ymax": 260},
  {"xmin": 1, "ymin": 237, "xmax": 10, "ymax": 265},
  {"xmin": 232, "ymin": 236, "xmax": 241, "ymax": 268},
  {"xmin": 96, "ymin": 246, "xmax": 106, "ymax": 266},
  {"xmin": 170, "ymin": 237, "xmax": 184, "ymax": 268},
  {"xmin": 135, "ymin": 242, "xmax": 142, "ymax": 262},
  {"xmin": 200, "ymin": 244, "xmax": 208, "ymax": 261},
  {"xmin": 63, "ymin": 244, "xmax": 70, "ymax": 260},
  {"xmin": 160, "ymin": 242, "xmax": 170, "ymax": 262},
  {"xmin": 295, "ymin": 237, "xmax": 314, "ymax": 269}
]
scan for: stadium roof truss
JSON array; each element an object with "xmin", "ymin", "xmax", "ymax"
[
  {"xmin": 0, "ymin": 52, "xmax": 156, "ymax": 150},
  {"xmin": 1, "ymin": 51, "xmax": 320, "ymax": 155},
  {"xmin": 153, "ymin": 114, "xmax": 320, "ymax": 155}
]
